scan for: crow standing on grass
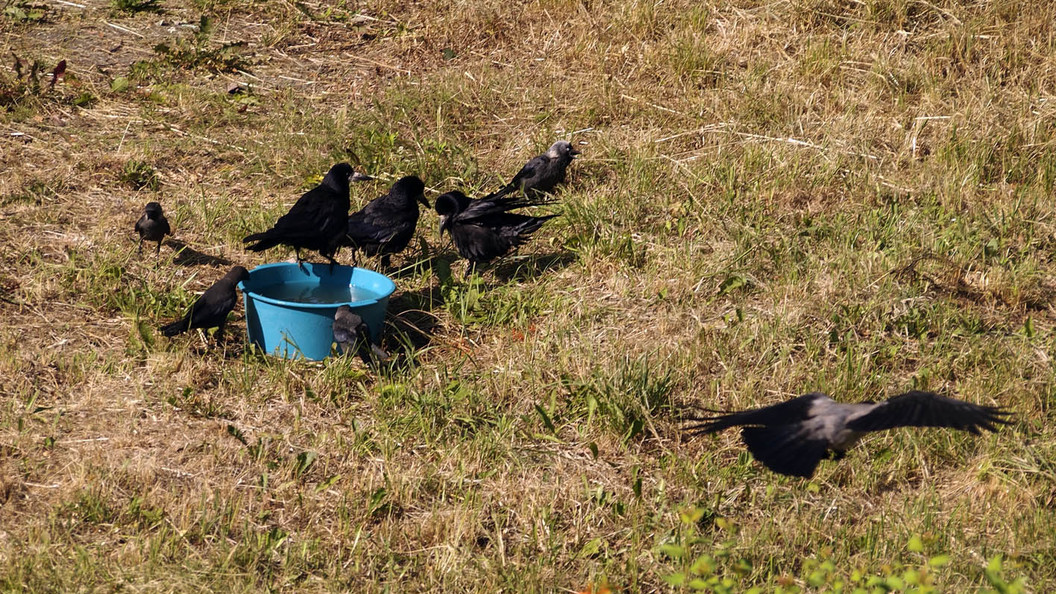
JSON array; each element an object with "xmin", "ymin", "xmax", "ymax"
[
  {"xmin": 160, "ymin": 266, "xmax": 250, "ymax": 339},
  {"xmin": 332, "ymin": 305, "xmax": 389, "ymax": 364},
  {"xmin": 686, "ymin": 391, "xmax": 1011, "ymax": 478},
  {"xmin": 341, "ymin": 175, "xmax": 429, "ymax": 268},
  {"xmin": 434, "ymin": 190, "xmax": 557, "ymax": 266},
  {"xmin": 498, "ymin": 140, "xmax": 580, "ymax": 197},
  {"xmin": 242, "ymin": 163, "xmax": 371, "ymax": 267},
  {"xmin": 135, "ymin": 201, "xmax": 170, "ymax": 255}
]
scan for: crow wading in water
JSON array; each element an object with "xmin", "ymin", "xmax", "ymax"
[
  {"xmin": 243, "ymin": 163, "xmax": 370, "ymax": 267},
  {"xmin": 434, "ymin": 190, "xmax": 557, "ymax": 266},
  {"xmin": 135, "ymin": 201, "xmax": 171, "ymax": 255},
  {"xmin": 686, "ymin": 391, "xmax": 1010, "ymax": 478},
  {"xmin": 341, "ymin": 175, "xmax": 429, "ymax": 268},
  {"xmin": 159, "ymin": 266, "xmax": 250, "ymax": 339}
]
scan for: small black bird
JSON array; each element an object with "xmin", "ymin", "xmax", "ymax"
[
  {"xmin": 687, "ymin": 391, "xmax": 1010, "ymax": 478},
  {"xmin": 434, "ymin": 190, "xmax": 557, "ymax": 265},
  {"xmin": 243, "ymin": 163, "xmax": 370, "ymax": 266},
  {"xmin": 160, "ymin": 266, "xmax": 250, "ymax": 338},
  {"xmin": 332, "ymin": 305, "xmax": 389, "ymax": 364},
  {"xmin": 342, "ymin": 175, "xmax": 429, "ymax": 268},
  {"xmin": 501, "ymin": 140, "xmax": 580, "ymax": 197},
  {"xmin": 135, "ymin": 201, "xmax": 171, "ymax": 255}
]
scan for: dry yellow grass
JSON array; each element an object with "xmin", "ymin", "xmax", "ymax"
[{"xmin": 1, "ymin": 0, "xmax": 1053, "ymax": 591}]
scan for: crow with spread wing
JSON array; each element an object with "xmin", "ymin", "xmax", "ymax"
[{"xmin": 686, "ymin": 391, "xmax": 1010, "ymax": 478}]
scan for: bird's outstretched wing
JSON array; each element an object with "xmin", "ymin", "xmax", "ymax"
[
  {"xmin": 684, "ymin": 394, "xmax": 821, "ymax": 434},
  {"xmin": 847, "ymin": 391, "xmax": 1011, "ymax": 434}
]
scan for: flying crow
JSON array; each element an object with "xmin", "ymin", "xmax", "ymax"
[
  {"xmin": 160, "ymin": 266, "xmax": 250, "ymax": 339},
  {"xmin": 243, "ymin": 163, "xmax": 370, "ymax": 266},
  {"xmin": 500, "ymin": 140, "xmax": 580, "ymax": 197},
  {"xmin": 341, "ymin": 175, "xmax": 428, "ymax": 268},
  {"xmin": 434, "ymin": 190, "xmax": 557, "ymax": 265},
  {"xmin": 332, "ymin": 305, "xmax": 389, "ymax": 364},
  {"xmin": 687, "ymin": 391, "xmax": 1010, "ymax": 478},
  {"xmin": 135, "ymin": 201, "xmax": 171, "ymax": 255}
]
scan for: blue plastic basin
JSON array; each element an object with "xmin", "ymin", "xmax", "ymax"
[{"xmin": 238, "ymin": 262, "xmax": 395, "ymax": 360}]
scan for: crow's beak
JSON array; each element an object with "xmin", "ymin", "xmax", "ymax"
[
  {"xmin": 418, "ymin": 194, "xmax": 430, "ymax": 208},
  {"xmin": 351, "ymin": 172, "xmax": 373, "ymax": 182},
  {"xmin": 570, "ymin": 147, "xmax": 582, "ymax": 157}
]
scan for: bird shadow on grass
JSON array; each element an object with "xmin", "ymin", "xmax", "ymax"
[
  {"xmin": 385, "ymin": 285, "xmax": 442, "ymax": 353},
  {"xmin": 168, "ymin": 239, "xmax": 233, "ymax": 267},
  {"xmin": 416, "ymin": 247, "xmax": 577, "ymax": 287},
  {"xmin": 490, "ymin": 250, "xmax": 577, "ymax": 283}
]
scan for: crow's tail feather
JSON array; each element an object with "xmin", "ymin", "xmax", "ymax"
[
  {"xmin": 160, "ymin": 318, "xmax": 190, "ymax": 337},
  {"xmin": 242, "ymin": 232, "xmax": 281, "ymax": 252}
]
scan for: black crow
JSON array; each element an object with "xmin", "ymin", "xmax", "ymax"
[
  {"xmin": 500, "ymin": 140, "xmax": 580, "ymax": 197},
  {"xmin": 160, "ymin": 266, "xmax": 250, "ymax": 338},
  {"xmin": 135, "ymin": 201, "xmax": 170, "ymax": 255},
  {"xmin": 243, "ymin": 163, "xmax": 370, "ymax": 266},
  {"xmin": 434, "ymin": 190, "xmax": 557, "ymax": 265},
  {"xmin": 341, "ymin": 175, "xmax": 428, "ymax": 268},
  {"xmin": 687, "ymin": 391, "xmax": 1010, "ymax": 478},
  {"xmin": 332, "ymin": 305, "xmax": 389, "ymax": 364}
]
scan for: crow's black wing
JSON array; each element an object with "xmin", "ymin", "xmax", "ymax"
[
  {"xmin": 449, "ymin": 223, "xmax": 509, "ymax": 263},
  {"xmin": 509, "ymin": 155, "xmax": 545, "ymax": 190},
  {"xmin": 685, "ymin": 394, "xmax": 823, "ymax": 434},
  {"xmin": 272, "ymin": 186, "xmax": 343, "ymax": 237},
  {"xmin": 160, "ymin": 282, "xmax": 236, "ymax": 336},
  {"xmin": 345, "ymin": 205, "xmax": 406, "ymax": 247},
  {"xmin": 847, "ymin": 391, "xmax": 1011, "ymax": 434}
]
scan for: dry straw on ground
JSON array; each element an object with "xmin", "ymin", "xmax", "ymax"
[{"xmin": 1, "ymin": 0, "xmax": 1053, "ymax": 591}]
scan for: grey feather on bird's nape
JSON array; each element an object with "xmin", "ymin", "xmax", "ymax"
[{"xmin": 547, "ymin": 140, "xmax": 572, "ymax": 158}]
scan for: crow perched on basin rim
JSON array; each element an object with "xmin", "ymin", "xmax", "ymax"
[
  {"xmin": 243, "ymin": 163, "xmax": 370, "ymax": 266},
  {"xmin": 686, "ymin": 390, "xmax": 1011, "ymax": 478}
]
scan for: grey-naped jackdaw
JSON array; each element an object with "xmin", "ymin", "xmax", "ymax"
[
  {"xmin": 687, "ymin": 391, "xmax": 1010, "ymax": 478},
  {"xmin": 332, "ymin": 305, "xmax": 389, "ymax": 364},
  {"xmin": 500, "ymin": 140, "xmax": 580, "ymax": 197},
  {"xmin": 135, "ymin": 201, "xmax": 171, "ymax": 255}
]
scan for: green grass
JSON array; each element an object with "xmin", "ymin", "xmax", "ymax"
[{"xmin": 1, "ymin": 0, "xmax": 1054, "ymax": 591}]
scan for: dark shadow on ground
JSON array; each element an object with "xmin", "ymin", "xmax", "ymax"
[
  {"xmin": 169, "ymin": 239, "xmax": 234, "ymax": 267},
  {"xmin": 385, "ymin": 284, "xmax": 443, "ymax": 353},
  {"xmin": 490, "ymin": 250, "xmax": 578, "ymax": 282}
]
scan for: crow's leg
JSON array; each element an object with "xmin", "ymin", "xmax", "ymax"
[{"xmin": 294, "ymin": 249, "xmax": 308, "ymax": 273}]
